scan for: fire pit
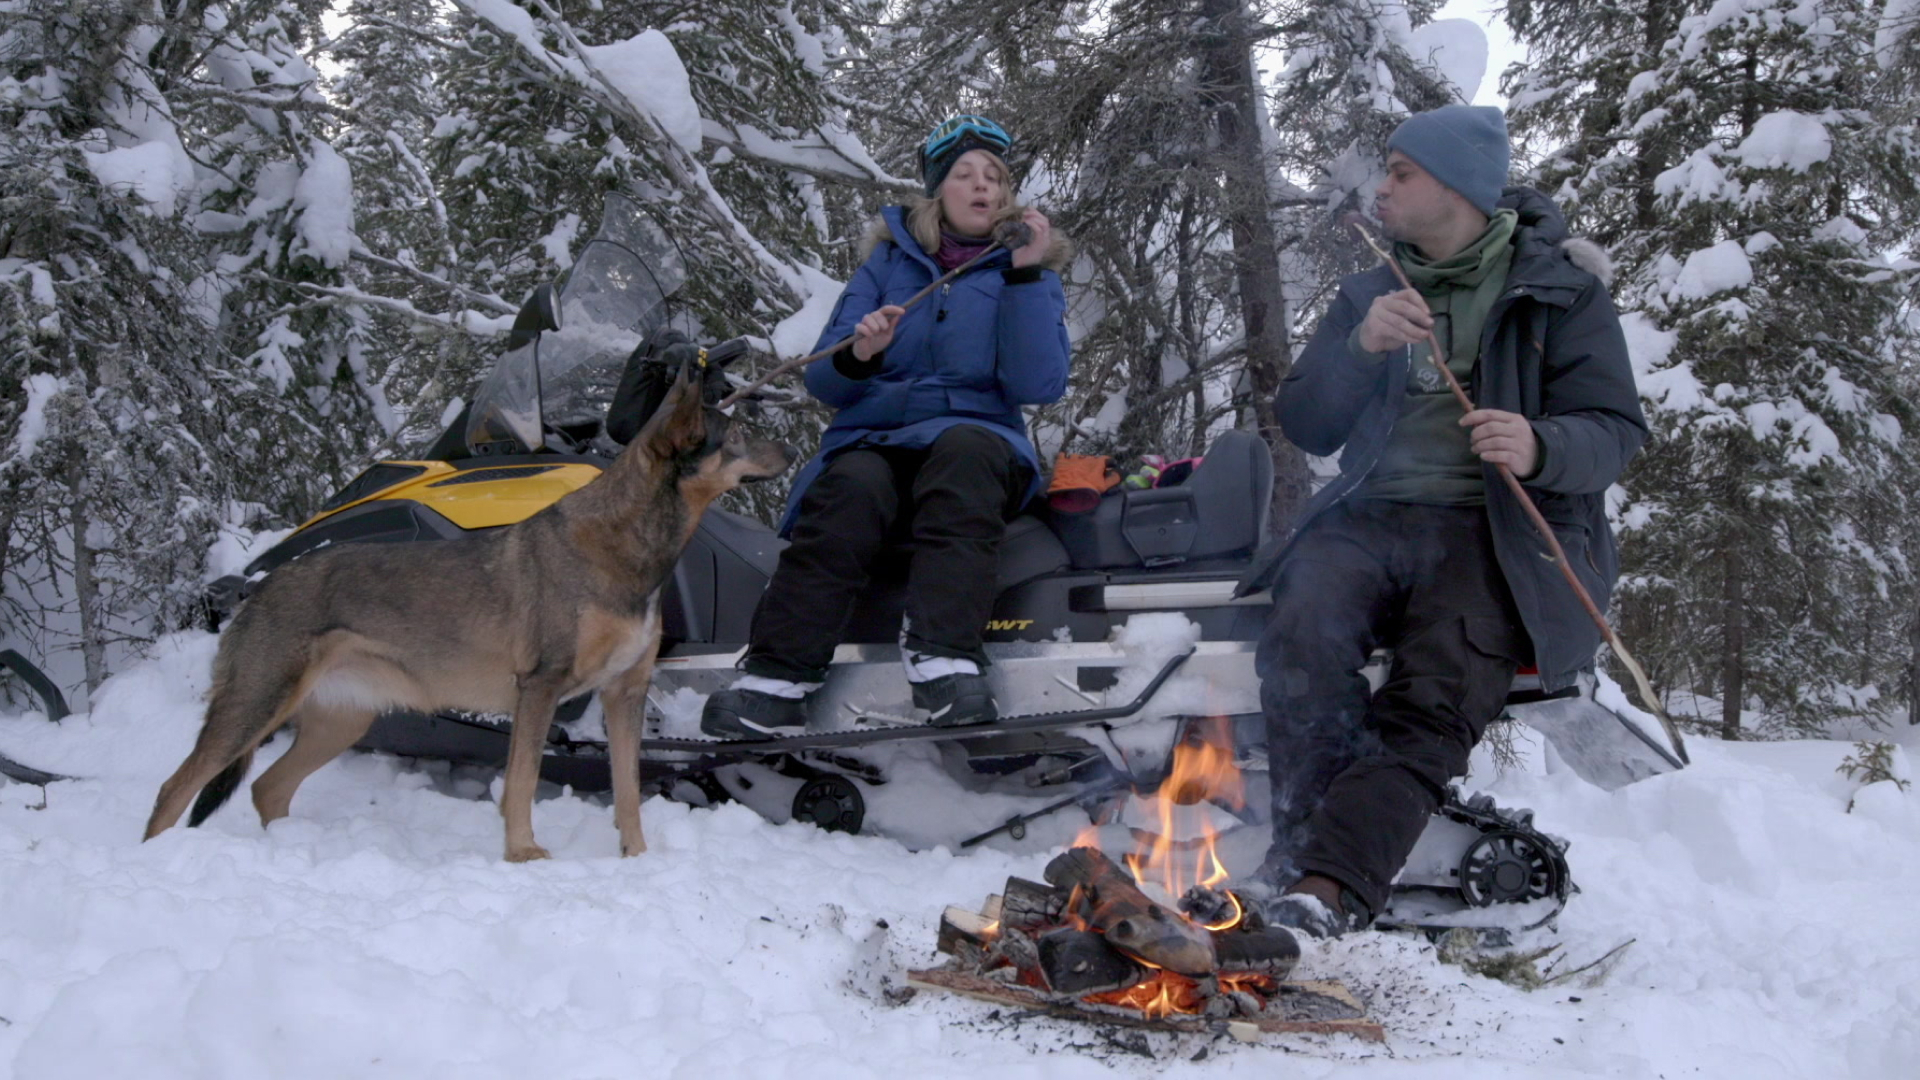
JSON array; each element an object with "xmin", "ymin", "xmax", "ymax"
[{"xmin": 906, "ymin": 719, "xmax": 1383, "ymax": 1042}]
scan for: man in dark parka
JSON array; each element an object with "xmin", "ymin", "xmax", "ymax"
[{"xmin": 1235, "ymin": 105, "xmax": 1648, "ymax": 937}]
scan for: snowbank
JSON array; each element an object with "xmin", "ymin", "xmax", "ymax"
[
  {"xmin": 5, "ymin": 374, "xmax": 69, "ymax": 467},
  {"xmin": 2, "ymin": 635, "xmax": 1918, "ymax": 1077},
  {"xmin": 84, "ymin": 139, "xmax": 196, "ymax": 218},
  {"xmin": 289, "ymin": 140, "xmax": 355, "ymax": 269},
  {"xmin": 769, "ymin": 264, "xmax": 847, "ymax": 359},
  {"xmin": 1671, "ymin": 239, "xmax": 1753, "ymax": 302}
]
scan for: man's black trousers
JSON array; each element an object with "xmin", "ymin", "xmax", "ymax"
[
  {"xmin": 1255, "ymin": 500, "xmax": 1532, "ymax": 917},
  {"xmin": 744, "ymin": 424, "xmax": 1032, "ymax": 684}
]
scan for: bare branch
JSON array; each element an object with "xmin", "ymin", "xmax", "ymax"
[{"xmin": 349, "ymin": 248, "xmax": 517, "ymax": 316}]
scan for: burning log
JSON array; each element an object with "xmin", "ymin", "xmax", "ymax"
[
  {"xmin": 987, "ymin": 923, "xmax": 1042, "ymax": 975},
  {"xmin": 1035, "ymin": 928, "xmax": 1144, "ymax": 994},
  {"xmin": 905, "ymin": 717, "xmax": 1381, "ymax": 1039},
  {"xmin": 903, "ymin": 968, "xmax": 1386, "ymax": 1042},
  {"xmin": 1045, "ymin": 846, "xmax": 1217, "ymax": 976},
  {"xmin": 1214, "ymin": 926, "xmax": 1301, "ymax": 976},
  {"xmin": 998, "ymin": 876, "xmax": 1063, "ymax": 929},
  {"xmin": 937, "ymin": 906, "xmax": 997, "ymax": 960}
]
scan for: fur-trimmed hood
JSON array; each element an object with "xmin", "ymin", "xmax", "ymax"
[
  {"xmin": 859, "ymin": 209, "xmax": 1074, "ymax": 273},
  {"xmin": 1559, "ymin": 237, "xmax": 1613, "ymax": 287},
  {"xmin": 1501, "ymin": 185, "xmax": 1614, "ymax": 287}
]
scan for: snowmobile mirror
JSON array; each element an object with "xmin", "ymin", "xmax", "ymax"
[{"xmin": 504, "ymin": 283, "xmax": 563, "ymax": 352}]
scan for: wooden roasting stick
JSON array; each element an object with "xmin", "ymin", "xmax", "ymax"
[
  {"xmin": 1045, "ymin": 846, "xmax": 1217, "ymax": 976},
  {"xmin": 1345, "ymin": 214, "xmax": 1688, "ymax": 764},
  {"xmin": 716, "ymin": 218, "xmax": 1036, "ymax": 410}
]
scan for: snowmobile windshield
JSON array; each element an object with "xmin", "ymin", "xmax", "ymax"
[{"xmin": 466, "ymin": 192, "xmax": 686, "ymax": 453}]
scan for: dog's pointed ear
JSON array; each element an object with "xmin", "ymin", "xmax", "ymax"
[{"xmin": 643, "ymin": 356, "xmax": 708, "ymax": 456}]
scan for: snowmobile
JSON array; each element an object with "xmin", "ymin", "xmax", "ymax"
[{"xmin": 195, "ymin": 193, "xmax": 1686, "ymax": 940}]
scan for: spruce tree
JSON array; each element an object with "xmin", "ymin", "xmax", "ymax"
[
  {"xmin": 1507, "ymin": 0, "xmax": 1920, "ymax": 735},
  {"xmin": 0, "ymin": 1, "xmax": 320, "ymax": 690}
]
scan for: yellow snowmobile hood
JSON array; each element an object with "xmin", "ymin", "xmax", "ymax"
[{"xmin": 297, "ymin": 460, "xmax": 606, "ymax": 533}]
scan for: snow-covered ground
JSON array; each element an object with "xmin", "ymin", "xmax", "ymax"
[{"xmin": 3, "ymin": 632, "xmax": 1917, "ymax": 1078}]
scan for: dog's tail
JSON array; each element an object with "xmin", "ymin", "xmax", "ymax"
[{"xmin": 187, "ymin": 751, "xmax": 254, "ymax": 827}]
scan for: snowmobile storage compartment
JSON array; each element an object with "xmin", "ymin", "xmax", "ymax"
[
  {"xmin": 1051, "ymin": 430, "xmax": 1273, "ymax": 570},
  {"xmin": 1122, "ymin": 488, "xmax": 1199, "ymax": 566}
]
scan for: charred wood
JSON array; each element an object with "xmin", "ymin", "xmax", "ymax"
[
  {"xmin": 998, "ymin": 876, "xmax": 1064, "ymax": 930},
  {"xmin": 1044, "ymin": 846, "xmax": 1216, "ymax": 975},
  {"xmin": 1035, "ymin": 928, "xmax": 1144, "ymax": 994},
  {"xmin": 1212, "ymin": 926, "xmax": 1302, "ymax": 977},
  {"xmin": 986, "ymin": 924, "xmax": 1041, "ymax": 975}
]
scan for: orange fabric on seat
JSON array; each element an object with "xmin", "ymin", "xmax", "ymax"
[{"xmin": 1047, "ymin": 454, "xmax": 1120, "ymax": 513}]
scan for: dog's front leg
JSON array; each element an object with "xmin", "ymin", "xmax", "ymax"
[
  {"xmin": 501, "ymin": 674, "xmax": 564, "ymax": 862},
  {"xmin": 601, "ymin": 659, "xmax": 655, "ymax": 857}
]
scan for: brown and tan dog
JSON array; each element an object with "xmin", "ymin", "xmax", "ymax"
[{"xmin": 144, "ymin": 367, "xmax": 793, "ymax": 861}]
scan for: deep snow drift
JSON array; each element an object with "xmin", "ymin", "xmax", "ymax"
[{"xmin": 2, "ymin": 632, "xmax": 1917, "ymax": 1078}]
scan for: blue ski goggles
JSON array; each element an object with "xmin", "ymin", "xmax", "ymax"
[{"xmin": 919, "ymin": 114, "xmax": 1014, "ymax": 192}]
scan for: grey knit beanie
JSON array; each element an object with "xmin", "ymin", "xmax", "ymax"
[{"xmin": 1386, "ymin": 105, "xmax": 1511, "ymax": 216}]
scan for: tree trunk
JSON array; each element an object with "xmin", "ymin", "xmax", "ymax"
[
  {"xmin": 1631, "ymin": 1, "xmax": 1686, "ymax": 231},
  {"xmin": 1199, "ymin": 0, "xmax": 1310, "ymax": 528},
  {"xmin": 1908, "ymin": 598, "xmax": 1919, "ymax": 726},
  {"xmin": 66, "ymin": 461, "xmax": 106, "ymax": 698},
  {"xmin": 1719, "ymin": 546, "xmax": 1745, "ymax": 740}
]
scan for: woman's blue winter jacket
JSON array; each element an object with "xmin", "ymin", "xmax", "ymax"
[{"xmin": 778, "ymin": 204, "xmax": 1071, "ymax": 536}]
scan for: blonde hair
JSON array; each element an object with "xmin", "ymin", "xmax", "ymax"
[{"xmin": 906, "ymin": 149, "xmax": 1017, "ymax": 253}]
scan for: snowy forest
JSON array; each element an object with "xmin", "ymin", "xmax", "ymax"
[{"xmin": 2, "ymin": 0, "xmax": 1918, "ymax": 739}]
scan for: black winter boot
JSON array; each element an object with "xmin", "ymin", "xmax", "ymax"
[
  {"xmin": 1256, "ymin": 876, "xmax": 1373, "ymax": 939},
  {"xmin": 911, "ymin": 672, "xmax": 998, "ymax": 727},
  {"xmin": 700, "ymin": 688, "xmax": 808, "ymax": 738}
]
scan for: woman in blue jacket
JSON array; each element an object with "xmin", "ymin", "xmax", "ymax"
[{"xmin": 702, "ymin": 115, "xmax": 1071, "ymax": 737}]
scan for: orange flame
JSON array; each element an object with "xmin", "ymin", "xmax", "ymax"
[
  {"xmin": 1062, "ymin": 883, "xmax": 1090, "ymax": 932},
  {"xmin": 1070, "ymin": 821, "xmax": 1103, "ymax": 851},
  {"xmin": 1199, "ymin": 889, "xmax": 1244, "ymax": 933},
  {"xmin": 1053, "ymin": 715, "xmax": 1260, "ymax": 1019},
  {"xmin": 1086, "ymin": 970, "xmax": 1203, "ymax": 1018},
  {"xmin": 1125, "ymin": 716, "xmax": 1245, "ymax": 910},
  {"xmin": 1085, "ymin": 970, "xmax": 1278, "ymax": 1019}
]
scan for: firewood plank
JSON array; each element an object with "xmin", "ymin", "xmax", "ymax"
[
  {"xmin": 937, "ymin": 907, "xmax": 996, "ymax": 956},
  {"xmin": 905, "ymin": 968, "xmax": 1386, "ymax": 1043},
  {"xmin": 999, "ymin": 876, "xmax": 1062, "ymax": 930}
]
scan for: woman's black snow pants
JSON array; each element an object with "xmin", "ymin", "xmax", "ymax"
[{"xmin": 743, "ymin": 424, "xmax": 1032, "ymax": 684}]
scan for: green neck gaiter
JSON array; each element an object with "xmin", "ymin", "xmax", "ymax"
[
  {"xmin": 1394, "ymin": 209, "xmax": 1519, "ymax": 373},
  {"xmin": 1355, "ymin": 210, "xmax": 1520, "ymax": 507}
]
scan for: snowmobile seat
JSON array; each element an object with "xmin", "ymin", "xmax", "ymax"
[
  {"xmin": 997, "ymin": 514, "xmax": 1074, "ymax": 590},
  {"xmin": 1049, "ymin": 429, "xmax": 1273, "ymax": 569}
]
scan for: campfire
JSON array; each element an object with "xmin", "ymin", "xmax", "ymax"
[{"xmin": 908, "ymin": 718, "xmax": 1383, "ymax": 1041}]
